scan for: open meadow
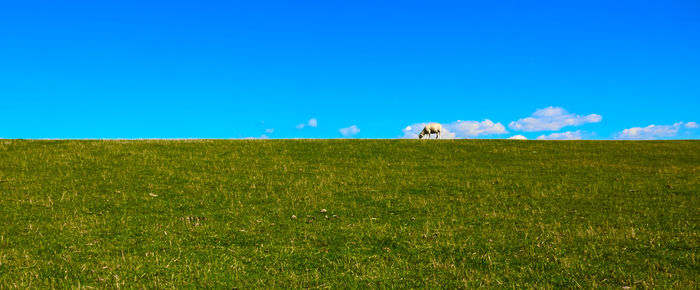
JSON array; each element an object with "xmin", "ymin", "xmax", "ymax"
[{"xmin": 0, "ymin": 139, "xmax": 697, "ymax": 288}]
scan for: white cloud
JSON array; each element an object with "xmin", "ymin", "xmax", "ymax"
[
  {"xmin": 507, "ymin": 135, "xmax": 527, "ymax": 140},
  {"xmin": 243, "ymin": 134, "xmax": 270, "ymax": 139},
  {"xmin": 536, "ymin": 130, "xmax": 582, "ymax": 140},
  {"xmin": 297, "ymin": 118, "xmax": 317, "ymax": 129},
  {"xmin": 401, "ymin": 119, "xmax": 508, "ymax": 139},
  {"xmin": 339, "ymin": 125, "xmax": 360, "ymax": 137},
  {"xmin": 450, "ymin": 119, "xmax": 508, "ymax": 137},
  {"xmin": 265, "ymin": 128, "xmax": 274, "ymax": 134},
  {"xmin": 509, "ymin": 107, "xmax": 602, "ymax": 132},
  {"xmin": 615, "ymin": 121, "xmax": 698, "ymax": 140}
]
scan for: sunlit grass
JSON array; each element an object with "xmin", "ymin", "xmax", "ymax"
[{"xmin": 0, "ymin": 139, "xmax": 697, "ymax": 287}]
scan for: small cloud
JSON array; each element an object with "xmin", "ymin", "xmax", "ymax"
[
  {"xmin": 400, "ymin": 119, "xmax": 507, "ymax": 139},
  {"xmin": 296, "ymin": 118, "xmax": 317, "ymax": 129},
  {"xmin": 265, "ymin": 128, "xmax": 274, "ymax": 134},
  {"xmin": 509, "ymin": 107, "xmax": 602, "ymax": 132},
  {"xmin": 507, "ymin": 135, "xmax": 527, "ymax": 140},
  {"xmin": 536, "ymin": 130, "xmax": 582, "ymax": 140},
  {"xmin": 242, "ymin": 135, "xmax": 270, "ymax": 139},
  {"xmin": 339, "ymin": 125, "xmax": 360, "ymax": 137},
  {"xmin": 450, "ymin": 119, "xmax": 508, "ymax": 137},
  {"xmin": 615, "ymin": 122, "xmax": 697, "ymax": 140}
]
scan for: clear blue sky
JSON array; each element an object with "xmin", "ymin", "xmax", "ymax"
[{"xmin": 1, "ymin": 0, "xmax": 698, "ymax": 139}]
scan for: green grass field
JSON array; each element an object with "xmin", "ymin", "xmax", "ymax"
[{"xmin": 0, "ymin": 140, "xmax": 697, "ymax": 288}]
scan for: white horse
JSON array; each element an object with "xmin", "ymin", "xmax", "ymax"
[{"xmin": 419, "ymin": 123, "xmax": 442, "ymax": 139}]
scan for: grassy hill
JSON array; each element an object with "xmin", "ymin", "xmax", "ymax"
[{"xmin": 0, "ymin": 139, "xmax": 697, "ymax": 288}]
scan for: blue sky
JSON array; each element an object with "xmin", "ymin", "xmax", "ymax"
[{"xmin": 1, "ymin": 0, "xmax": 698, "ymax": 139}]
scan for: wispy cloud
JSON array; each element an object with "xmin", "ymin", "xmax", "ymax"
[
  {"xmin": 265, "ymin": 128, "xmax": 274, "ymax": 134},
  {"xmin": 339, "ymin": 125, "xmax": 360, "ymax": 137},
  {"xmin": 615, "ymin": 122, "xmax": 698, "ymax": 140},
  {"xmin": 509, "ymin": 107, "xmax": 602, "ymax": 132},
  {"xmin": 401, "ymin": 120, "xmax": 508, "ymax": 139},
  {"xmin": 242, "ymin": 134, "xmax": 270, "ymax": 139},
  {"xmin": 296, "ymin": 118, "xmax": 318, "ymax": 129},
  {"xmin": 536, "ymin": 130, "xmax": 582, "ymax": 140}
]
